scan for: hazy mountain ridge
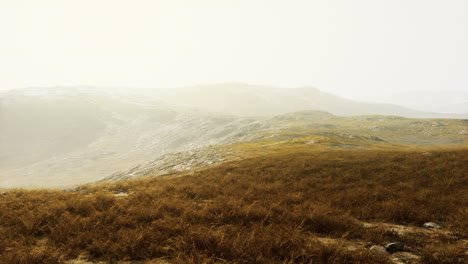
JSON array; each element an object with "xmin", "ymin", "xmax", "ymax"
[
  {"xmin": 1, "ymin": 84, "xmax": 466, "ymax": 188},
  {"xmin": 147, "ymin": 83, "xmax": 468, "ymax": 118},
  {"xmin": 364, "ymin": 90, "xmax": 468, "ymax": 114},
  {"xmin": 2, "ymin": 84, "xmax": 466, "ymax": 118},
  {"xmin": 0, "ymin": 87, "xmax": 268, "ymax": 187}
]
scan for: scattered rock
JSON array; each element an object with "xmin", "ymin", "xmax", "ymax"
[
  {"xmin": 390, "ymin": 252, "xmax": 421, "ymax": 264},
  {"xmin": 365, "ymin": 242, "xmax": 375, "ymax": 248},
  {"xmin": 370, "ymin": 245, "xmax": 389, "ymax": 257},
  {"xmin": 385, "ymin": 242, "xmax": 405, "ymax": 253},
  {"xmin": 431, "ymin": 122, "xmax": 446, "ymax": 127},
  {"xmin": 423, "ymin": 222, "xmax": 440, "ymax": 230},
  {"xmin": 103, "ymin": 147, "xmax": 237, "ymax": 181},
  {"xmin": 370, "ymin": 136, "xmax": 385, "ymax": 141}
]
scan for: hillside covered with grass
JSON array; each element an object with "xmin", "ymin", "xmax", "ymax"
[{"xmin": 1, "ymin": 148, "xmax": 466, "ymax": 263}]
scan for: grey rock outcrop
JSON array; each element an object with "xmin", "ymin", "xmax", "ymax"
[{"xmin": 423, "ymin": 222, "xmax": 440, "ymax": 230}]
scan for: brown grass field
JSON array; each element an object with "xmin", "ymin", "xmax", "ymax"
[{"xmin": 0, "ymin": 148, "xmax": 467, "ymax": 263}]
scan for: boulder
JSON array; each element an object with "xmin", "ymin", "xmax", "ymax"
[
  {"xmin": 423, "ymin": 222, "xmax": 440, "ymax": 230},
  {"xmin": 370, "ymin": 245, "xmax": 389, "ymax": 257},
  {"xmin": 385, "ymin": 242, "xmax": 404, "ymax": 253}
]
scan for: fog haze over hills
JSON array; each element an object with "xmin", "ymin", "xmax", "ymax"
[
  {"xmin": 1, "ymin": 2, "xmax": 467, "ymax": 262},
  {"xmin": 148, "ymin": 84, "xmax": 468, "ymax": 118},
  {"xmin": 1, "ymin": 84, "xmax": 466, "ymax": 188},
  {"xmin": 362, "ymin": 90, "xmax": 468, "ymax": 114},
  {"xmin": 2, "ymin": 1, "xmax": 467, "ymax": 110},
  {"xmin": 0, "ymin": 85, "xmax": 262, "ymax": 187}
]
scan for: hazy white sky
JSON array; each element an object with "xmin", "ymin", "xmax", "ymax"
[{"xmin": 1, "ymin": 0, "xmax": 467, "ymax": 98}]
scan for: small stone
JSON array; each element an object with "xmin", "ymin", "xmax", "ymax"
[
  {"xmin": 385, "ymin": 242, "xmax": 404, "ymax": 253},
  {"xmin": 423, "ymin": 222, "xmax": 440, "ymax": 230},
  {"xmin": 370, "ymin": 136, "xmax": 384, "ymax": 141},
  {"xmin": 370, "ymin": 245, "xmax": 388, "ymax": 256},
  {"xmin": 365, "ymin": 242, "xmax": 375, "ymax": 248}
]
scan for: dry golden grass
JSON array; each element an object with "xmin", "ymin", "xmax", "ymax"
[{"xmin": 0, "ymin": 148, "xmax": 467, "ymax": 263}]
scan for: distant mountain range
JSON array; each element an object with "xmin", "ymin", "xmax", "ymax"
[
  {"xmin": 0, "ymin": 84, "xmax": 466, "ymax": 188},
  {"xmin": 362, "ymin": 90, "xmax": 468, "ymax": 115},
  {"xmin": 122, "ymin": 83, "xmax": 468, "ymax": 118}
]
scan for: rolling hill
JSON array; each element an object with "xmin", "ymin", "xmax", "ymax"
[
  {"xmin": 0, "ymin": 85, "xmax": 467, "ymax": 264},
  {"xmin": 1, "ymin": 84, "xmax": 467, "ymax": 188}
]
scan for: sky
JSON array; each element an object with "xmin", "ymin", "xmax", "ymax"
[{"xmin": 1, "ymin": 0, "xmax": 467, "ymax": 101}]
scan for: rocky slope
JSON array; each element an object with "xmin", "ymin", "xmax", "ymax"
[
  {"xmin": 1, "ymin": 85, "xmax": 466, "ymax": 188},
  {"xmin": 0, "ymin": 87, "xmax": 268, "ymax": 188},
  {"xmin": 104, "ymin": 110, "xmax": 468, "ymax": 182}
]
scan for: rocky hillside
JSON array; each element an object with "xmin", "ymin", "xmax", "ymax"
[
  {"xmin": 0, "ymin": 87, "xmax": 268, "ymax": 188},
  {"xmin": 105, "ymin": 110, "xmax": 467, "ymax": 182},
  {"xmin": 0, "ymin": 148, "xmax": 466, "ymax": 264},
  {"xmin": 0, "ymin": 86, "xmax": 466, "ymax": 264},
  {"xmin": 1, "ymin": 85, "xmax": 467, "ymax": 188}
]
